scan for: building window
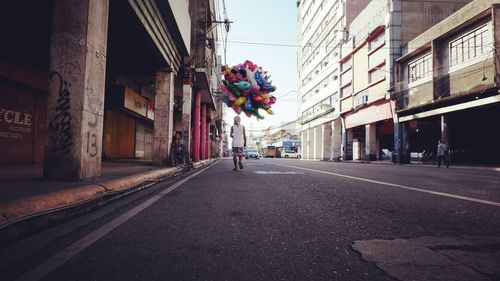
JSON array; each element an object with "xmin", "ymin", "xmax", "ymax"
[
  {"xmin": 340, "ymin": 68, "xmax": 352, "ymax": 87},
  {"xmin": 340, "ymin": 85, "xmax": 352, "ymax": 98},
  {"xmin": 408, "ymin": 53, "xmax": 432, "ymax": 83},
  {"xmin": 341, "ymin": 56, "xmax": 352, "ymax": 71},
  {"xmin": 368, "ymin": 31, "xmax": 385, "ymax": 51},
  {"xmin": 450, "ymin": 25, "xmax": 489, "ymax": 66},
  {"xmin": 369, "ymin": 66, "xmax": 386, "ymax": 84},
  {"xmin": 332, "ymin": 92, "xmax": 339, "ymax": 104},
  {"xmin": 320, "ymin": 97, "xmax": 332, "ymax": 110}
]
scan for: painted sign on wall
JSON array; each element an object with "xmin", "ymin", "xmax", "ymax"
[
  {"xmin": 124, "ymin": 87, "xmax": 154, "ymax": 120},
  {"xmin": 0, "ymin": 108, "xmax": 33, "ymax": 138},
  {"xmin": 124, "ymin": 87, "xmax": 147, "ymax": 117}
]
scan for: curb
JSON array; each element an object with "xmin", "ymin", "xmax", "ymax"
[
  {"xmin": 0, "ymin": 166, "xmax": 180, "ymax": 231},
  {"xmin": 0, "ymin": 158, "xmax": 217, "ymax": 242}
]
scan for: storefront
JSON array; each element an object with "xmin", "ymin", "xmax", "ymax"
[
  {"xmin": 343, "ymin": 100, "xmax": 393, "ymax": 161},
  {"xmin": 0, "ymin": 65, "xmax": 47, "ymax": 165},
  {"xmin": 400, "ymin": 101, "xmax": 500, "ymax": 164},
  {"xmin": 0, "ymin": 1, "xmax": 51, "ymax": 165},
  {"xmin": 103, "ymin": 86, "xmax": 154, "ymax": 160}
]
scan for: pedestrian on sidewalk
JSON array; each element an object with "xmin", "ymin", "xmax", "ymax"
[
  {"xmin": 436, "ymin": 139, "xmax": 449, "ymax": 168},
  {"xmin": 230, "ymin": 116, "xmax": 247, "ymax": 171}
]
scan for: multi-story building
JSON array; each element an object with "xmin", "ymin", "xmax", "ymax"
[
  {"xmin": 0, "ymin": 0, "xmax": 222, "ymax": 180},
  {"xmin": 393, "ymin": 0, "xmax": 500, "ymax": 164},
  {"xmin": 188, "ymin": 0, "xmax": 223, "ymax": 161},
  {"xmin": 297, "ymin": 0, "xmax": 371, "ymax": 161},
  {"xmin": 297, "ymin": 0, "xmax": 472, "ymax": 162},
  {"xmin": 336, "ymin": 0, "xmax": 471, "ymax": 161}
]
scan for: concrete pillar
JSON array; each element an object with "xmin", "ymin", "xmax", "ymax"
[
  {"xmin": 341, "ymin": 119, "xmax": 347, "ymax": 160},
  {"xmin": 193, "ymin": 92, "xmax": 201, "ymax": 162},
  {"xmin": 306, "ymin": 129, "xmax": 311, "ymax": 159},
  {"xmin": 307, "ymin": 128, "xmax": 312, "ymax": 159},
  {"xmin": 313, "ymin": 126, "xmax": 320, "ymax": 160},
  {"xmin": 181, "ymin": 84, "xmax": 192, "ymax": 156},
  {"xmin": 201, "ymin": 104, "xmax": 207, "ymax": 160},
  {"xmin": 341, "ymin": 118, "xmax": 353, "ymax": 161},
  {"xmin": 440, "ymin": 115, "xmax": 449, "ymax": 145},
  {"xmin": 206, "ymin": 121, "xmax": 210, "ymax": 159},
  {"xmin": 152, "ymin": 71, "xmax": 174, "ymax": 166},
  {"xmin": 394, "ymin": 121, "xmax": 410, "ymax": 164},
  {"xmin": 313, "ymin": 128, "xmax": 317, "ymax": 160},
  {"xmin": 332, "ymin": 119, "xmax": 342, "ymax": 161},
  {"xmin": 300, "ymin": 131, "xmax": 305, "ymax": 157},
  {"xmin": 44, "ymin": 0, "xmax": 109, "ymax": 180},
  {"xmin": 365, "ymin": 123, "xmax": 377, "ymax": 161},
  {"xmin": 322, "ymin": 123, "xmax": 332, "ymax": 160},
  {"xmin": 342, "ymin": 121, "xmax": 354, "ymax": 161}
]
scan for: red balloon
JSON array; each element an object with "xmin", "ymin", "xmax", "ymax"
[{"xmin": 252, "ymin": 94, "xmax": 265, "ymax": 103}]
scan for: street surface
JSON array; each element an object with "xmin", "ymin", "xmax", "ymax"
[{"xmin": 2, "ymin": 159, "xmax": 500, "ymax": 281}]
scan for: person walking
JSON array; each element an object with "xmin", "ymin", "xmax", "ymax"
[
  {"xmin": 230, "ymin": 116, "xmax": 247, "ymax": 171},
  {"xmin": 436, "ymin": 139, "xmax": 449, "ymax": 168}
]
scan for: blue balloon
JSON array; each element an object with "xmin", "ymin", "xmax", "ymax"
[
  {"xmin": 244, "ymin": 98, "xmax": 252, "ymax": 111},
  {"xmin": 234, "ymin": 81, "xmax": 251, "ymax": 90}
]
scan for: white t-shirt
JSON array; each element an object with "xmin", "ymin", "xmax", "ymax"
[
  {"xmin": 232, "ymin": 124, "xmax": 244, "ymax": 147},
  {"xmin": 437, "ymin": 143, "xmax": 447, "ymax": 156}
]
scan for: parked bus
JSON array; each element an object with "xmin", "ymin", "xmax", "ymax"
[{"xmin": 264, "ymin": 145, "xmax": 277, "ymax": 158}]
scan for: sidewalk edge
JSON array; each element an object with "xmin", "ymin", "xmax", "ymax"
[{"xmin": 0, "ymin": 166, "xmax": 181, "ymax": 231}]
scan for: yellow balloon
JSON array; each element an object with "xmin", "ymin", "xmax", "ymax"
[
  {"xmin": 266, "ymin": 108, "xmax": 274, "ymax": 115},
  {"xmin": 234, "ymin": 96, "xmax": 246, "ymax": 106}
]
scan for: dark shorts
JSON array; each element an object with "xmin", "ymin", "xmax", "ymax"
[{"xmin": 232, "ymin": 147, "xmax": 243, "ymax": 156}]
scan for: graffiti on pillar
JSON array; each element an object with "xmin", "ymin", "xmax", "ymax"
[
  {"xmin": 49, "ymin": 72, "xmax": 73, "ymax": 154},
  {"xmin": 86, "ymin": 115, "xmax": 98, "ymax": 157},
  {"xmin": 59, "ymin": 62, "xmax": 82, "ymax": 76},
  {"xmin": 86, "ymin": 131, "xmax": 98, "ymax": 157}
]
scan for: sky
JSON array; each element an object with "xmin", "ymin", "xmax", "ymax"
[{"xmin": 217, "ymin": 0, "xmax": 299, "ymax": 136}]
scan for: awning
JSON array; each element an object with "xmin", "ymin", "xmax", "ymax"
[{"xmin": 344, "ymin": 100, "xmax": 392, "ymax": 129}]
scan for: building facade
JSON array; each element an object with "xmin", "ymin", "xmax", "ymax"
[
  {"xmin": 394, "ymin": 0, "xmax": 500, "ymax": 164},
  {"xmin": 297, "ymin": 0, "xmax": 473, "ymax": 163},
  {"xmin": 297, "ymin": 0, "xmax": 371, "ymax": 161},
  {"xmin": 0, "ymin": 0, "xmax": 222, "ymax": 180}
]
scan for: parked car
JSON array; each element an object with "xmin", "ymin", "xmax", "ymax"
[
  {"xmin": 245, "ymin": 148, "xmax": 260, "ymax": 159},
  {"xmin": 281, "ymin": 150, "xmax": 301, "ymax": 159}
]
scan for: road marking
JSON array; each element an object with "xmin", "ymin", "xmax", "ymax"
[
  {"xmin": 254, "ymin": 171, "xmax": 304, "ymax": 175},
  {"xmin": 16, "ymin": 162, "xmax": 218, "ymax": 281},
  {"xmin": 271, "ymin": 163, "xmax": 500, "ymax": 208}
]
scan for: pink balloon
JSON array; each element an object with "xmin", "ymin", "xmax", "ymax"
[{"xmin": 269, "ymin": 96, "xmax": 277, "ymax": 105}]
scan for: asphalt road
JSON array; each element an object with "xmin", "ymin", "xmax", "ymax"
[{"xmin": 2, "ymin": 159, "xmax": 500, "ymax": 281}]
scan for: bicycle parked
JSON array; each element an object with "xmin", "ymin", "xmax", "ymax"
[{"xmin": 171, "ymin": 142, "xmax": 191, "ymax": 171}]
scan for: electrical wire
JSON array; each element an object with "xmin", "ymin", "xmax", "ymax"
[{"xmin": 216, "ymin": 39, "xmax": 496, "ymax": 53}]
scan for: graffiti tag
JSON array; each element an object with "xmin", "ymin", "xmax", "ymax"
[{"xmin": 49, "ymin": 72, "xmax": 73, "ymax": 154}]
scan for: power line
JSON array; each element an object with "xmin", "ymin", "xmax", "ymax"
[{"xmin": 217, "ymin": 39, "xmax": 497, "ymax": 53}]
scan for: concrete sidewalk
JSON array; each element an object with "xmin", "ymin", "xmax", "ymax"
[{"xmin": 0, "ymin": 159, "xmax": 216, "ymax": 242}]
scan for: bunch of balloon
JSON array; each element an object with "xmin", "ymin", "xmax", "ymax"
[{"xmin": 220, "ymin": 60, "xmax": 277, "ymax": 119}]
